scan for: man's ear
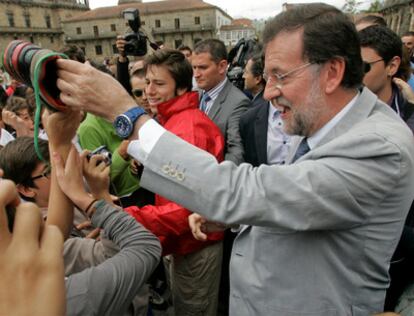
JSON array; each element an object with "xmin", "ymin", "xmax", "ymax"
[
  {"xmin": 323, "ymin": 58, "xmax": 347, "ymax": 94},
  {"xmin": 16, "ymin": 184, "xmax": 36, "ymax": 199},
  {"xmin": 386, "ymin": 56, "xmax": 401, "ymax": 77},
  {"xmin": 218, "ymin": 59, "xmax": 228, "ymax": 75}
]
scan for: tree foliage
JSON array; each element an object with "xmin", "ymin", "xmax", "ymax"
[{"xmin": 342, "ymin": 0, "xmax": 363, "ymax": 14}]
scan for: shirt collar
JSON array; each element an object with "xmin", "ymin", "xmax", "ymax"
[
  {"xmin": 307, "ymin": 91, "xmax": 359, "ymax": 149},
  {"xmin": 203, "ymin": 78, "xmax": 227, "ymax": 102},
  {"xmin": 268, "ymin": 101, "xmax": 280, "ymax": 121}
]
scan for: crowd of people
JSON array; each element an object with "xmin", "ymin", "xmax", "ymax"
[{"xmin": 0, "ymin": 3, "xmax": 414, "ymax": 316}]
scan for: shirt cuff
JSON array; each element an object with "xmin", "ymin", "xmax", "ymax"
[{"xmin": 127, "ymin": 119, "xmax": 166, "ymax": 163}]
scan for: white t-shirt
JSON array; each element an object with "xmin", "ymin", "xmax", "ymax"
[{"xmin": 0, "ymin": 128, "xmax": 15, "ymax": 147}]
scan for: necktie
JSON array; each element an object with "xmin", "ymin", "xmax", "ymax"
[
  {"xmin": 292, "ymin": 138, "xmax": 310, "ymax": 163},
  {"xmin": 200, "ymin": 92, "xmax": 211, "ymax": 113}
]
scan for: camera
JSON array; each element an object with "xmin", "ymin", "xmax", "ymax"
[
  {"xmin": 2, "ymin": 40, "xmax": 67, "ymax": 112},
  {"xmin": 227, "ymin": 66, "xmax": 244, "ymax": 91},
  {"xmin": 87, "ymin": 145, "xmax": 112, "ymax": 166},
  {"xmin": 122, "ymin": 8, "xmax": 148, "ymax": 56}
]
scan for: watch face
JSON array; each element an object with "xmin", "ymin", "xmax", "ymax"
[{"xmin": 114, "ymin": 115, "xmax": 132, "ymax": 138}]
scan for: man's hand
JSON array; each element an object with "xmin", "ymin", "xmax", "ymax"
[
  {"xmin": 393, "ymin": 77, "xmax": 414, "ymax": 104},
  {"xmin": 118, "ymin": 140, "xmax": 130, "ymax": 160},
  {"xmin": 45, "ymin": 109, "xmax": 82, "ymax": 149},
  {"xmin": 0, "ymin": 179, "xmax": 66, "ymax": 316},
  {"xmin": 188, "ymin": 213, "xmax": 227, "ymax": 241},
  {"xmin": 56, "ymin": 59, "xmax": 136, "ymax": 121},
  {"xmin": 2, "ymin": 109, "xmax": 33, "ymax": 137},
  {"xmin": 82, "ymin": 151, "xmax": 112, "ymax": 202},
  {"xmin": 116, "ymin": 36, "xmax": 128, "ymax": 62},
  {"xmin": 53, "ymin": 146, "xmax": 94, "ymax": 211}
]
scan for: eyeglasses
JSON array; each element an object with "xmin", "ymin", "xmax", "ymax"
[
  {"xmin": 31, "ymin": 166, "xmax": 51, "ymax": 181},
  {"xmin": 363, "ymin": 59, "xmax": 384, "ymax": 73},
  {"xmin": 132, "ymin": 89, "xmax": 144, "ymax": 97},
  {"xmin": 263, "ymin": 62, "xmax": 314, "ymax": 88}
]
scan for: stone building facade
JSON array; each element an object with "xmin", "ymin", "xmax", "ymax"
[
  {"xmin": 0, "ymin": 0, "xmax": 89, "ymax": 53},
  {"xmin": 219, "ymin": 19, "xmax": 256, "ymax": 48},
  {"xmin": 381, "ymin": 0, "xmax": 414, "ymax": 35},
  {"xmin": 62, "ymin": 0, "xmax": 232, "ymax": 61}
]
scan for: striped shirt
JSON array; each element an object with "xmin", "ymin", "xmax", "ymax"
[{"xmin": 200, "ymin": 78, "xmax": 228, "ymax": 114}]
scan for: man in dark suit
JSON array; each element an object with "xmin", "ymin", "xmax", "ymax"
[
  {"xmin": 240, "ymin": 55, "xmax": 291, "ymax": 167},
  {"xmin": 242, "ymin": 54, "xmax": 268, "ymax": 109},
  {"xmin": 192, "ymin": 39, "xmax": 249, "ymax": 165}
]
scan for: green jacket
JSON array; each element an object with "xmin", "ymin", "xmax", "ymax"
[{"xmin": 78, "ymin": 113, "xmax": 139, "ymax": 197}]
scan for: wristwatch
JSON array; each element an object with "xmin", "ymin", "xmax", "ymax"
[{"xmin": 113, "ymin": 107, "xmax": 146, "ymax": 139}]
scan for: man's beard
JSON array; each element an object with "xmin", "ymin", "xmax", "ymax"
[{"xmin": 277, "ymin": 80, "xmax": 327, "ymax": 137}]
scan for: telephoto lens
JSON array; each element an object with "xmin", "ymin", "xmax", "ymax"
[{"xmin": 2, "ymin": 40, "xmax": 67, "ymax": 111}]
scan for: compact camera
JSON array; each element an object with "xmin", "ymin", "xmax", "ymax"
[
  {"xmin": 2, "ymin": 40, "xmax": 67, "ymax": 111},
  {"xmin": 122, "ymin": 8, "xmax": 148, "ymax": 56},
  {"xmin": 87, "ymin": 145, "xmax": 112, "ymax": 166}
]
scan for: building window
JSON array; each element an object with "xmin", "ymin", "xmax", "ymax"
[
  {"xmin": 50, "ymin": 36, "xmax": 54, "ymax": 43},
  {"xmin": 194, "ymin": 38, "xmax": 201, "ymax": 45},
  {"xmin": 226, "ymin": 32, "xmax": 230, "ymax": 40},
  {"xmin": 76, "ymin": 27, "xmax": 82, "ymax": 34},
  {"xmin": 7, "ymin": 12, "xmax": 15, "ymax": 27},
  {"xmin": 93, "ymin": 25, "xmax": 99, "ymax": 37},
  {"xmin": 110, "ymin": 24, "xmax": 116, "ymax": 32},
  {"xmin": 195, "ymin": 16, "xmax": 200, "ymax": 25},
  {"xmin": 30, "ymin": 36, "xmax": 34, "ymax": 43},
  {"xmin": 95, "ymin": 45, "xmax": 102, "ymax": 55},
  {"xmin": 174, "ymin": 39, "xmax": 182, "ymax": 48},
  {"xmin": 141, "ymin": 20, "xmax": 145, "ymax": 26},
  {"xmin": 174, "ymin": 18, "xmax": 180, "ymax": 29},
  {"xmin": 45, "ymin": 15, "xmax": 51, "ymax": 28},
  {"xmin": 155, "ymin": 19, "xmax": 161, "ymax": 28},
  {"xmin": 112, "ymin": 44, "xmax": 117, "ymax": 54},
  {"xmin": 24, "ymin": 14, "xmax": 31, "ymax": 28}
]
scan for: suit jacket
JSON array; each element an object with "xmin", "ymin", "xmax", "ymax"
[
  {"xmin": 136, "ymin": 88, "xmax": 414, "ymax": 315},
  {"xmin": 239, "ymin": 101, "xmax": 269, "ymax": 166},
  {"xmin": 205, "ymin": 80, "xmax": 250, "ymax": 164},
  {"xmin": 251, "ymin": 89, "xmax": 268, "ymax": 108}
]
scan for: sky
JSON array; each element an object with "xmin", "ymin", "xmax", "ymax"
[{"xmin": 88, "ymin": 0, "xmax": 373, "ymax": 20}]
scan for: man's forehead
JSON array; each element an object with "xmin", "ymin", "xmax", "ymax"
[
  {"xmin": 193, "ymin": 52, "xmax": 214, "ymax": 63},
  {"xmin": 264, "ymin": 30, "xmax": 304, "ymax": 66}
]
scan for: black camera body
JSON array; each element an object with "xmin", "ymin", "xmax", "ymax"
[
  {"xmin": 123, "ymin": 8, "xmax": 147, "ymax": 56},
  {"xmin": 227, "ymin": 66, "xmax": 244, "ymax": 91}
]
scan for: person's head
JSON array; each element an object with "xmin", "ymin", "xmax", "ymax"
[
  {"xmin": 130, "ymin": 60, "xmax": 150, "ymax": 113},
  {"xmin": 262, "ymin": 3, "xmax": 363, "ymax": 137},
  {"xmin": 402, "ymin": 31, "xmax": 414, "ymax": 54},
  {"xmin": 178, "ymin": 45, "xmax": 193, "ymax": 61},
  {"xmin": 144, "ymin": 49, "xmax": 193, "ymax": 115},
  {"xmin": 243, "ymin": 54, "xmax": 266, "ymax": 95},
  {"xmin": 5, "ymin": 96, "xmax": 34, "ymax": 131},
  {"xmin": 0, "ymin": 137, "xmax": 50, "ymax": 208},
  {"xmin": 59, "ymin": 45, "xmax": 86, "ymax": 63},
  {"xmin": 192, "ymin": 39, "xmax": 228, "ymax": 91},
  {"xmin": 359, "ymin": 25, "xmax": 407, "ymax": 102},
  {"xmin": 355, "ymin": 14, "xmax": 386, "ymax": 31}
]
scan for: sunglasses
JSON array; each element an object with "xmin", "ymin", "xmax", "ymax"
[
  {"xmin": 132, "ymin": 89, "xmax": 144, "ymax": 97},
  {"xmin": 30, "ymin": 165, "xmax": 51, "ymax": 181},
  {"xmin": 363, "ymin": 59, "xmax": 384, "ymax": 74}
]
